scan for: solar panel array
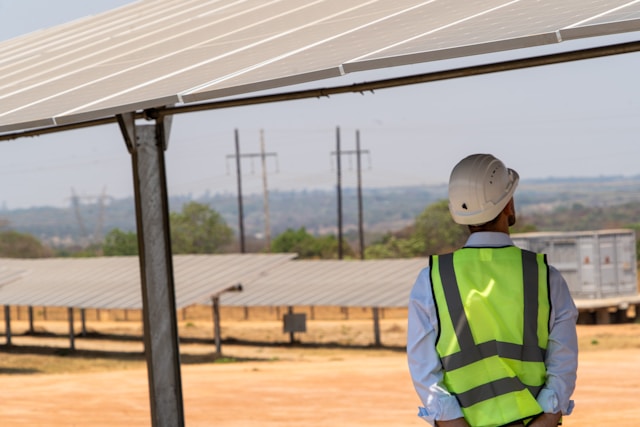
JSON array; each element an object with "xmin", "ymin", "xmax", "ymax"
[
  {"xmin": 0, "ymin": 254, "xmax": 296, "ymax": 309},
  {"xmin": 221, "ymin": 258, "xmax": 430, "ymax": 307},
  {"xmin": 0, "ymin": 255, "xmax": 424, "ymax": 309},
  {"xmin": 1, "ymin": 0, "xmax": 639, "ymax": 133},
  {"xmin": 0, "ymin": 253, "xmax": 635, "ymax": 311}
]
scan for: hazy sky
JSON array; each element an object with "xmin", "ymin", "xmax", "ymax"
[{"xmin": 1, "ymin": 1, "xmax": 639, "ymax": 209}]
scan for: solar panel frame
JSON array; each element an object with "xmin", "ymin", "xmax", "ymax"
[
  {"xmin": 561, "ymin": 18, "xmax": 640, "ymax": 40},
  {"xmin": 344, "ymin": 0, "xmax": 640, "ymax": 71},
  {"xmin": 0, "ymin": 0, "xmax": 639, "ymax": 134}
]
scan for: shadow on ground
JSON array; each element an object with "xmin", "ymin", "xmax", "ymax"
[{"xmin": 0, "ymin": 329, "xmax": 405, "ymax": 372}]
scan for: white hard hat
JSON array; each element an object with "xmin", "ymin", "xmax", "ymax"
[{"xmin": 448, "ymin": 154, "xmax": 519, "ymax": 225}]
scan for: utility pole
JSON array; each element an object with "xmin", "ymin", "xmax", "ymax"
[
  {"xmin": 226, "ymin": 129, "xmax": 278, "ymax": 253},
  {"xmin": 331, "ymin": 129, "xmax": 371, "ymax": 260},
  {"xmin": 230, "ymin": 129, "xmax": 246, "ymax": 253},
  {"xmin": 334, "ymin": 127, "xmax": 343, "ymax": 259},
  {"xmin": 260, "ymin": 129, "xmax": 272, "ymax": 251},
  {"xmin": 356, "ymin": 130, "xmax": 365, "ymax": 260}
]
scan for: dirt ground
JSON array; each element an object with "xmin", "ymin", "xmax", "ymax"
[{"xmin": 0, "ymin": 320, "xmax": 639, "ymax": 426}]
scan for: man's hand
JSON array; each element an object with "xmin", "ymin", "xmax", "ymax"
[
  {"xmin": 528, "ymin": 412, "xmax": 562, "ymax": 427},
  {"xmin": 435, "ymin": 417, "xmax": 471, "ymax": 427}
]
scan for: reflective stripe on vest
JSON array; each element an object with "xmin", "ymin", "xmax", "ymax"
[{"xmin": 431, "ymin": 247, "xmax": 550, "ymax": 426}]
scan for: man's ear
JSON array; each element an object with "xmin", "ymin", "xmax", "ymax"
[
  {"xmin": 504, "ymin": 198, "xmax": 515, "ymax": 215},
  {"xmin": 505, "ymin": 198, "xmax": 516, "ymax": 227}
]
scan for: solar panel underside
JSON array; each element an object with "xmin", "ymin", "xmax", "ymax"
[
  {"xmin": 0, "ymin": 0, "xmax": 639, "ymax": 133},
  {"xmin": 0, "ymin": 254, "xmax": 295, "ymax": 310},
  {"xmin": 220, "ymin": 258, "xmax": 430, "ymax": 307},
  {"xmin": 0, "ymin": 254, "xmax": 423, "ymax": 309}
]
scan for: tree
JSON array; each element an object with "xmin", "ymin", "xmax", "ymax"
[
  {"xmin": 103, "ymin": 228, "xmax": 138, "ymax": 256},
  {"xmin": 271, "ymin": 227, "xmax": 354, "ymax": 259},
  {"xmin": 365, "ymin": 234, "xmax": 425, "ymax": 259},
  {"xmin": 365, "ymin": 200, "xmax": 468, "ymax": 259},
  {"xmin": 0, "ymin": 230, "xmax": 52, "ymax": 258},
  {"xmin": 101, "ymin": 203, "xmax": 233, "ymax": 256},
  {"xmin": 413, "ymin": 199, "xmax": 469, "ymax": 255},
  {"xmin": 170, "ymin": 202, "xmax": 233, "ymax": 254}
]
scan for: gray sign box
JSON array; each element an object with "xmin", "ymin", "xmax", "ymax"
[{"xmin": 283, "ymin": 313, "xmax": 307, "ymax": 333}]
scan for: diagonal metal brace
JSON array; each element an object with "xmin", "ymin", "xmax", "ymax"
[
  {"xmin": 116, "ymin": 112, "xmax": 137, "ymax": 154},
  {"xmin": 117, "ymin": 111, "xmax": 172, "ymax": 152}
]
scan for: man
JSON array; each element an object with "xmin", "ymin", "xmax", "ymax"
[{"xmin": 407, "ymin": 154, "xmax": 578, "ymax": 427}]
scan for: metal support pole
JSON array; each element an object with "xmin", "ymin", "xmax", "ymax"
[
  {"xmin": 117, "ymin": 112, "xmax": 185, "ymax": 427},
  {"xmin": 212, "ymin": 296, "xmax": 221, "ymax": 355},
  {"xmin": 68, "ymin": 307, "xmax": 75, "ymax": 351},
  {"xmin": 336, "ymin": 127, "xmax": 343, "ymax": 260},
  {"xmin": 4, "ymin": 305, "xmax": 11, "ymax": 346},
  {"xmin": 81, "ymin": 308, "xmax": 87, "ymax": 337},
  {"xmin": 28, "ymin": 305, "xmax": 34, "ymax": 334},
  {"xmin": 372, "ymin": 306, "xmax": 381, "ymax": 347},
  {"xmin": 209, "ymin": 284, "xmax": 241, "ymax": 354},
  {"xmin": 288, "ymin": 306, "xmax": 295, "ymax": 344}
]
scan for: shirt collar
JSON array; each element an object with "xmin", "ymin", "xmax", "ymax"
[{"xmin": 464, "ymin": 231, "xmax": 515, "ymax": 248}]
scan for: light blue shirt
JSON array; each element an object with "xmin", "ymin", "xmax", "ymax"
[{"xmin": 407, "ymin": 232, "xmax": 578, "ymax": 425}]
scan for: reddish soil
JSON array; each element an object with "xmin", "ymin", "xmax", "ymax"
[{"xmin": 0, "ymin": 322, "xmax": 638, "ymax": 426}]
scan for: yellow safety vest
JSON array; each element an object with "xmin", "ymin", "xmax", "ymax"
[{"xmin": 430, "ymin": 247, "xmax": 550, "ymax": 427}]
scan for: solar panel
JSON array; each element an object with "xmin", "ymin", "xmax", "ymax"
[
  {"xmin": 0, "ymin": 0, "xmax": 639, "ymax": 134},
  {"xmin": 0, "ymin": 254, "xmax": 296, "ymax": 310}
]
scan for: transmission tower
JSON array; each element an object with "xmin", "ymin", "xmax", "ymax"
[{"xmin": 68, "ymin": 187, "xmax": 111, "ymax": 246}]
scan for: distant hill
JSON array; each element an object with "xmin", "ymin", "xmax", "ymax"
[
  {"xmin": 517, "ymin": 175, "xmax": 640, "ymax": 213},
  {"xmin": 1, "ymin": 175, "xmax": 640, "ymax": 248},
  {"xmin": 0, "ymin": 186, "xmax": 445, "ymax": 247}
]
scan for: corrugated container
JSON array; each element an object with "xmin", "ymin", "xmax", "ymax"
[{"xmin": 512, "ymin": 229, "xmax": 638, "ymax": 299}]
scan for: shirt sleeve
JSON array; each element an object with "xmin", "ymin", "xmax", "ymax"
[
  {"xmin": 407, "ymin": 267, "xmax": 464, "ymax": 425},
  {"xmin": 536, "ymin": 265, "xmax": 579, "ymax": 415}
]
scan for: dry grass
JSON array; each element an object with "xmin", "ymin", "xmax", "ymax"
[
  {"xmin": 1, "ymin": 317, "xmax": 638, "ymax": 376},
  {"xmin": 0, "ymin": 318, "xmax": 407, "ymax": 375},
  {"xmin": 576, "ymin": 322, "xmax": 640, "ymax": 351}
]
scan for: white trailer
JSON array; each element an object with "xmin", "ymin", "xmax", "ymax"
[{"xmin": 512, "ymin": 229, "xmax": 640, "ymax": 323}]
